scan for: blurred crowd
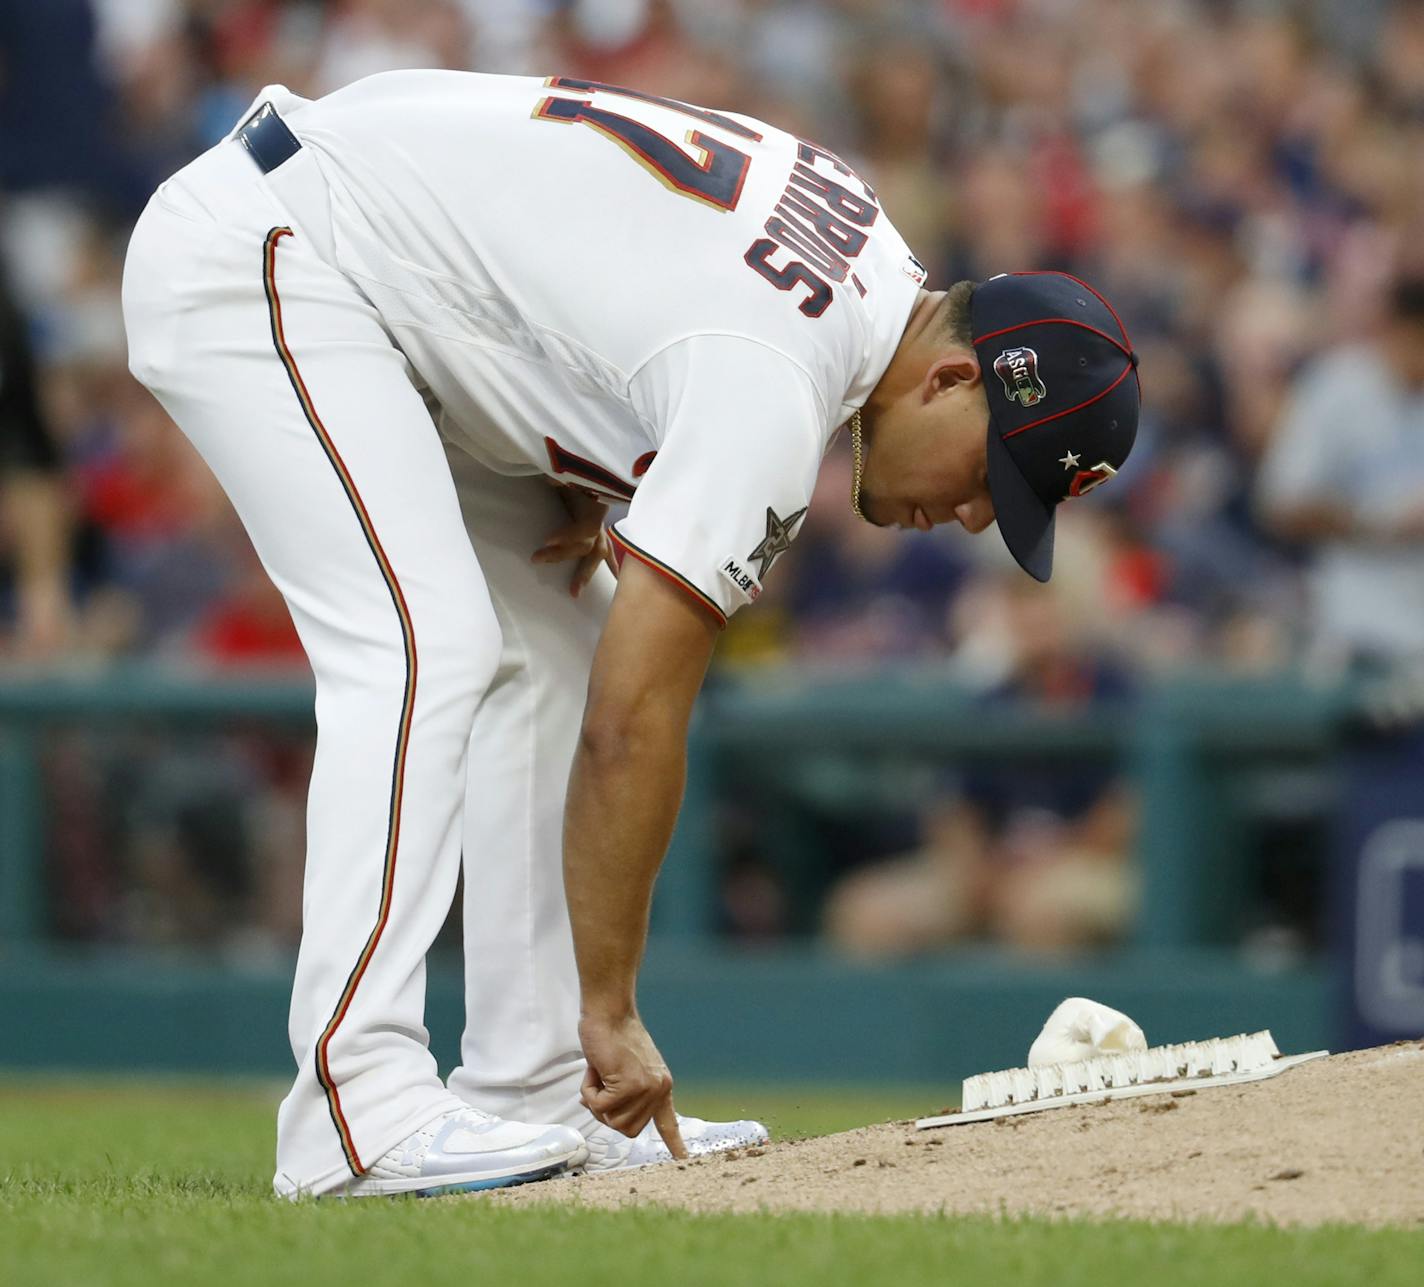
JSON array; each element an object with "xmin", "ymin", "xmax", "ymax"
[{"xmin": 4, "ymin": 0, "xmax": 1421, "ymax": 955}]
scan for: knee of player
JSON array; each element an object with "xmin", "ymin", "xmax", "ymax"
[
  {"xmin": 413, "ymin": 601, "xmax": 503, "ymax": 697},
  {"xmin": 309, "ymin": 593, "xmax": 498, "ymax": 706}
]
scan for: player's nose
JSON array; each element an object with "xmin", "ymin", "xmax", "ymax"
[{"xmin": 953, "ymin": 495, "xmax": 996, "ymax": 534}]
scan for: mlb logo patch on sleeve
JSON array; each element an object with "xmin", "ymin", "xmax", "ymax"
[
  {"xmin": 719, "ymin": 556, "xmax": 763, "ymax": 605},
  {"xmin": 719, "ymin": 505, "xmax": 807, "ymax": 606}
]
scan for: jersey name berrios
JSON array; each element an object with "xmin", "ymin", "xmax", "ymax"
[{"xmin": 288, "ymin": 71, "xmax": 923, "ymax": 623}]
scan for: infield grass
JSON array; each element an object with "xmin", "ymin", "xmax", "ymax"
[{"xmin": 2, "ymin": 1080, "xmax": 1420, "ymax": 1287}]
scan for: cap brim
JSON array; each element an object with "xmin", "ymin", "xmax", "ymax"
[{"xmin": 986, "ymin": 426, "xmax": 1055, "ymax": 582}]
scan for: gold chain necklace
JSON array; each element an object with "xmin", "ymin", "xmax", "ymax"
[{"xmin": 849, "ymin": 409, "xmax": 866, "ymax": 520}]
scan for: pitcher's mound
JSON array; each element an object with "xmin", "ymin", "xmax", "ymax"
[{"xmin": 492, "ymin": 1041, "xmax": 1424, "ymax": 1226}]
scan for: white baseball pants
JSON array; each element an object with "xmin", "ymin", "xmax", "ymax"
[{"xmin": 122, "ymin": 137, "xmax": 611, "ymax": 1196}]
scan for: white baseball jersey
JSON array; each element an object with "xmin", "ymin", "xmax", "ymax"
[{"xmin": 284, "ymin": 71, "xmax": 925, "ymax": 622}]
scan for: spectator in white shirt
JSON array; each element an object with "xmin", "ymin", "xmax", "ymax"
[{"xmin": 1258, "ymin": 279, "xmax": 1424, "ymax": 670}]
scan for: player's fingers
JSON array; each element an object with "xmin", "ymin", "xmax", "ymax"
[
  {"xmin": 532, "ymin": 548, "xmax": 588, "ymax": 566},
  {"xmin": 581, "ymin": 1063, "xmax": 629, "ymax": 1126},
  {"xmin": 652, "ymin": 1095, "xmax": 687, "ymax": 1160},
  {"xmin": 596, "ymin": 1095, "xmax": 651, "ymax": 1137},
  {"xmin": 559, "ymin": 515, "xmax": 605, "ymax": 541},
  {"xmin": 602, "ymin": 1097, "xmax": 654, "ymax": 1137},
  {"xmin": 532, "ymin": 525, "xmax": 602, "ymax": 563},
  {"xmin": 580, "ymin": 1068, "xmax": 653, "ymax": 1127},
  {"xmin": 570, "ymin": 546, "xmax": 604, "ymax": 597},
  {"xmin": 603, "ymin": 1083, "xmax": 672, "ymax": 1141},
  {"xmin": 581, "ymin": 1083, "xmax": 620, "ymax": 1127},
  {"xmin": 580, "ymin": 1071, "xmax": 657, "ymax": 1133},
  {"xmin": 532, "ymin": 539, "xmax": 593, "ymax": 563}
]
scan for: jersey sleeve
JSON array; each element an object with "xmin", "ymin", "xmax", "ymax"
[{"xmin": 613, "ymin": 334, "xmax": 830, "ymax": 625}]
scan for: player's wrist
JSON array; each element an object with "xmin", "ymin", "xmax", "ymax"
[{"xmin": 579, "ymin": 993, "xmax": 638, "ymax": 1027}]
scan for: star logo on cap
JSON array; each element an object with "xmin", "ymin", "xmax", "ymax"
[
  {"xmin": 748, "ymin": 506, "xmax": 807, "ymax": 579},
  {"xmin": 1059, "ymin": 451, "xmax": 1081, "ymax": 470}
]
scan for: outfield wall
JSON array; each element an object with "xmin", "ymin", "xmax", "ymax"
[
  {"xmin": 0, "ymin": 667, "xmax": 1358, "ymax": 1081},
  {"xmin": 0, "ymin": 944, "xmax": 1331, "ymax": 1085}
]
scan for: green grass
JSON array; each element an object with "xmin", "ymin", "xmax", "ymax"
[{"xmin": 1, "ymin": 1080, "xmax": 1420, "ymax": 1287}]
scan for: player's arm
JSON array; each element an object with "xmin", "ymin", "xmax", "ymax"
[
  {"xmin": 564, "ymin": 557, "xmax": 720, "ymax": 1156},
  {"xmin": 566, "ymin": 334, "xmax": 823, "ymax": 1151}
]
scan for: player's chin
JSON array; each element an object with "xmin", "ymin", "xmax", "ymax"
[
  {"xmin": 866, "ymin": 495, "xmax": 928, "ymax": 531},
  {"xmin": 858, "ymin": 493, "xmax": 894, "ymax": 528}
]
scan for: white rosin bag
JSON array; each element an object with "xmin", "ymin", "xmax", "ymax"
[{"xmin": 1026, "ymin": 996, "xmax": 1148, "ymax": 1068}]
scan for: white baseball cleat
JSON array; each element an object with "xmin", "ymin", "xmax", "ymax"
[
  {"xmin": 338, "ymin": 1107, "xmax": 588, "ymax": 1197},
  {"xmin": 577, "ymin": 1113, "xmax": 770, "ymax": 1174}
]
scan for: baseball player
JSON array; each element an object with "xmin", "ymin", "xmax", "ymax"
[{"xmin": 122, "ymin": 72, "xmax": 1139, "ymax": 1198}]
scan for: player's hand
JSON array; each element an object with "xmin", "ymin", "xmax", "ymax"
[
  {"xmin": 578, "ymin": 1011, "xmax": 687, "ymax": 1159},
  {"xmin": 532, "ymin": 487, "xmax": 616, "ymax": 597}
]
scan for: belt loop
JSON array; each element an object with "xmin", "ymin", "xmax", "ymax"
[{"xmin": 239, "ymin": 103, "xmax": 302, "ymax": 175}]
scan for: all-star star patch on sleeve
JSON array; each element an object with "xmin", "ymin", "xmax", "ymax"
[{"xmin": 615, "ymin": 334, "xmax": 830, "ymax": 625}]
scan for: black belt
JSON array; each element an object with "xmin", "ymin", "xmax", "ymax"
[{"xmin": 237, "ymin": 103, "xmax": 301, "ymax": 174}]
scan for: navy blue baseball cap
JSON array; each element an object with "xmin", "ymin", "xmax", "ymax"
[{"xmin": 970, "ymin": 271, "xmax": 1140, "ymax": 582}]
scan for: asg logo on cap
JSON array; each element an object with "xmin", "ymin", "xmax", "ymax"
[{"xmin": 994, "ymin": 347, "xmax": 1047, "ymax": 408}]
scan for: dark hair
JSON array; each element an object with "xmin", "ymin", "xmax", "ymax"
[
  {"xmin": 1389, "ymin": 278, "xmax": 1424, "ymax": 322},
  {"xmin": 936, "ymin": 279, "xmax": 978, "ymax": 348}
]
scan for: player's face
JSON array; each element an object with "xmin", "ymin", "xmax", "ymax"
[{"xmin": 858, "ymin": 358, "xmax": 994, "ymax": 535}]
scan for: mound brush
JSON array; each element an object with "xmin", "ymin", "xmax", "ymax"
[{"xmin": 916, "ymin": 1030, "xmax": 1329, "ymax": 1129}]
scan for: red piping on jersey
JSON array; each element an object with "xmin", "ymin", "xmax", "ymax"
[
  {"xmin": 608, "ymin": 527, "xmax": 727, "ymax": 628},
  {"xmin": 263, "ymin": 226, "xmax": 418, "ymax": 1179}
]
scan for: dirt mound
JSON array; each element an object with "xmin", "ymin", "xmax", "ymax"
[{"xmin": 493, "ymin": 1042, "xmax": 1424, "ymax": 1227}]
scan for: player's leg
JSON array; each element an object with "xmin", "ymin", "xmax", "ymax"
[
  {"xmin": 123, "ymin": 167, "xmax": 503, "ymax": 1195},
  {"xmin": 440, "ymin": 452, "xmax": 612, "ymax": 1133}
]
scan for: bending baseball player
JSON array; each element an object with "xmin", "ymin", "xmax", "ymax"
[{"xmin": 122, "ymin": 72, "xmax": 1139, "ymax": 1198}]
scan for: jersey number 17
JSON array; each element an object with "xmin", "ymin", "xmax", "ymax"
[{"xmin": 531, "ymin": 77, "xmax": 761, "ymax": 213}]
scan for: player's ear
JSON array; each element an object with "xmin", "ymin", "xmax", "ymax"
[{"xmin": 924, "ymin": 351, "xmax": 981, "ymax": 403}]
